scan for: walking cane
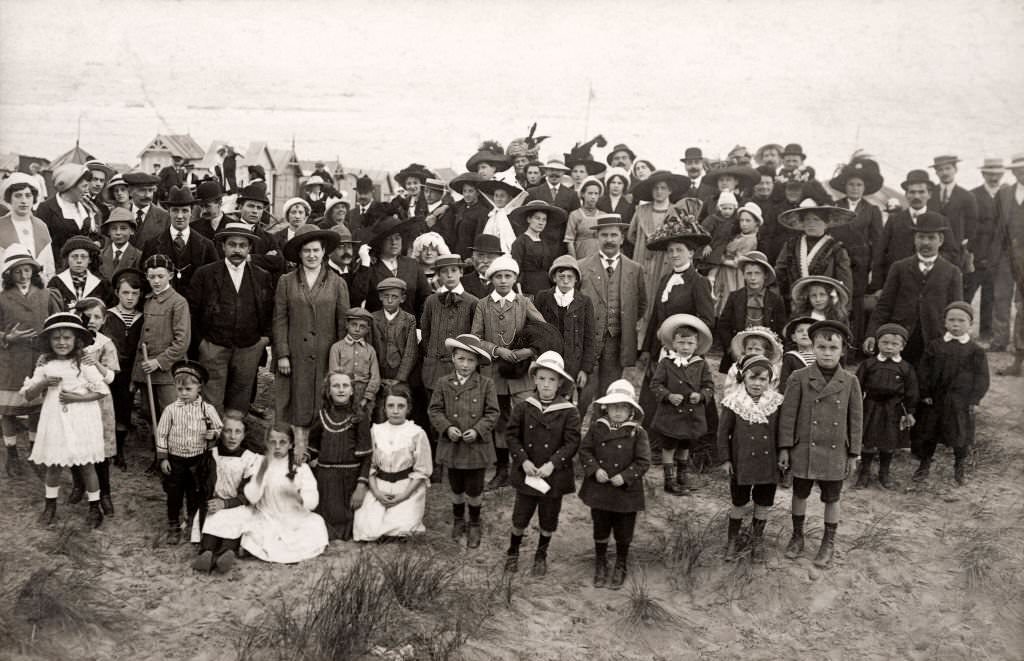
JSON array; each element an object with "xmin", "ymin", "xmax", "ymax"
[{"xmin": 141, "ymin": 343, "xmax": 161, "ymax": 471}]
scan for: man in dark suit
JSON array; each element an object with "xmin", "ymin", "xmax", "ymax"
[
  {"xmin": 928, "ymin": 155, "xmax": 977, "ymax": 281},
  {"xmin": 187, "ymin": 222, "xmax": 274, "ymax": 415},
  {"xmin": 190, "ymin": 180, "xmax": 235, "ymax": 242},
  {"xmin": 968, "ymin": 158, "xmax": 1006, "ymax": 343},
  {"xmin": 140, "ymin": 186, "xmax": 218, "ymax": 294},
  {"xmin": 124, "ymin": 171, "xmax": 170, "ymax": 248},
  {"xmin": 871, "ymin": 169, "xmax": 960, "ymax": 292},
  {"xmin": 460, "ymin": 234, "xmax": 502, "ymax": 299},
  {"xmin": 992, "ymin": 154, "xmax": 1024, "ymax": 373},
  {"xmin": 865, "ymin": 212, "xmax": 964, "ymax": 365},
  {"xmin": 526, "ymin": 158, "xmax": 580, "ymax": 215},
  {"xmin": 233, "ymin": 182, "xmax": 285, "ymax": 281},
  {"xmin": 156, "ymin": 155, "xmax": 185, "ymax": 205},
  {"xmin": 681, "ymin": 147, "xmax": 714, "ymax": 202},
  {"xmin": 347, "ymin": 174, "xmax": 389, "ymax": 242}
]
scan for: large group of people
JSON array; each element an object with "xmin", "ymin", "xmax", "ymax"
[{"xmin": 0, "ymin": 133, "xmax": 1021, "ymax": 588}]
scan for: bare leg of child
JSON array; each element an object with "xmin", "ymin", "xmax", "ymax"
[{"xmin": 785, "ymin": 496, "xmax": 807, "ymax": 559}]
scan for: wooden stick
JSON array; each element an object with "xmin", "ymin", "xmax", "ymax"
[{"xmin": 141, "ymin": 343, "xmax": 160, "ymax": 446}]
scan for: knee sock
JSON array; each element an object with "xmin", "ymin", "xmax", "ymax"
[
  {"xmin": 468, "ymin": 505, "xmax": 481, "ymax": 524},
  {"xmin": 615, "ymin": 541, "xmax": 630, "ymax": 563},
  {"xmin": 495, "ymin": 447, "xmax": 510, "ymax": 467},
  {"xmin": 535, "ymin": 533, "xmax": 552, "ymax": 558},
  {"xmin": 791, "ymin": 514, "xmax": 805, "ymax": 535},
  {"xmin": 115, "ymin": 430, "xmax": 127, "ymax": 455},
  {"xmin": 95, "ymin": 460, "xmax": 111, "ymax": 496},
  {"xmin": 595, "ymin": 540, "xmax": 609, "ymax": 561},
  {"xmin": 3, "ymin": 435, "xmax": 16, "ymax": 448},
  {"xmin": 730, "ymin": 505, "xmax": 747, "ymax": 519},
  {"xmin": 507, "ymin": 532, "xmax": 523, "ymax": 556}
]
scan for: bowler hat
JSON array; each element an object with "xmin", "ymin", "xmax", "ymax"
[
  {"xmin": 172, "ymin": 360, "xmax": 209, "ymax": 384},
  {"xmin": 101, "ymin": 207, "xmax": 138, "ymax": 231},
  {"xmin": 354, "ymin": 175, "xmax": 375, "ymax": 194},
  {"xmin": 681, "ymin": 147, "xmax": 704, "ymax": 162},
  {"xmin": 122, "ymin": 171, "xmax": 160, "ymax": 187},
  {"xmin": 509, "ymin": 199, "xmax": 567, "ymax": 227},
  {"xmin": 396, "ymin": 163, "xmax": 436, "ymax": 185},
  {"xmin": 657, "ymin": 314, "xmax": 713, "ymax": 355},
  {"xmin": 470, "ymin": 234, "xmax": 503, "ymax": 254},
  {"xmin": 605, "ymin": 143, "xmax": 636, "ymax": 165},
  {"xmin": 52, "ymin": 164, "xmax": 91, "ymax": 194},
  {"xmin": 929, "ymin": 155, "xmax": 961, "ymax": 169},
  {"xmin": 630, "ymin": 170, "xmax": 691, "ymax": 202},
  {"xmin": 215, "ymin": 221, "xmax": 259, "ymax": 244},
  {"xmin": 283, "ymin": 225, "xmax": 342, "ymax": 263},
  {"xmin": 808, "ymin": 320, "xmax": 852, "ymax": 345},
  {"xmin": 163, "ymin": 186, "xmax": 196, "ymax": 208},
  {"xmin": 900, "ymin": 169, "xmax": 935, "ymax": 191},
  {"xmin": 444, "ymin": 333, "xmax": 492, "ymax": 365},
  {"xmin": 782, "ymin": 143, "xmax": 806, "ymax": 158},
  {"xmin": 196, "ymin": 179, "xmax": 224, "ymax": 203},
  {"xmin": 236, "ymin": 182, "xmax": 270, "ymax": 206},
  {"xmin": 909, "ymin": 211, "xmax": 949, "ymax": 234}
]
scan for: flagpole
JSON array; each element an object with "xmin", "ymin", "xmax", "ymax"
[{"xmin": 583, "ymin": 80, "xmax": 593, "ymax": 141}]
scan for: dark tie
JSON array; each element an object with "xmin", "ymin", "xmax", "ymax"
[
  {"xmin": 174, "ymin": 231, "xmax": 186, "ymax": 253},
  {"xmin": 605, "ymin": 260, "xmax": 615, "ymax": 278},
  {"xmin": 941, "ymin": 187, "xmax": 949, "ymax": 205},
  {"xmin": 441, "ymin": 291, "xmax": 456, "ymax": 306},
  {"xmin": 113, "ymin": 248, "xmax": 122, "ymax": 267},
  {"xmin": 136, "ymin": 209, "xmax": 144, "ymax": 226},
  {"xmin": 920, "ymin": 261, "xmax": 933, "ymax": 275},
  {"xmin": 551, "ymin": 187, "xmax": 558, "ymax": 200}
]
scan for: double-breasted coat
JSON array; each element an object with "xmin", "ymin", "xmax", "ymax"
[
  {"xmin": 0, "ymin": 286, "xmax": 63, "ymax": 413},
  {"xmin": 855, "ymin": 357, "xmax": 919, "ymax": 452},
  {"xmin": 649, "ymin": 356, "xmax": 716, "ymax": 439},
  {"xmin": 778, "ymin": 364, "xmax": 863, "ymax": 481},
  {"xmin": 533, "ymin": 287, "xmax": 597, "ymax": 379},
  {"xmin": 866, "ymin": 256, "xmax": 963, "ymax": 350},
  {"xmin": 506, "ymin": 397, "xmax": 580, "ymax": 498},
  {"xmin": 577, "ymin": 253, "xmax": 646, "ymax": 365},
  {"xmin": 471, "ymin": 293, "xmax": 545, "ymax": 395},
  {"xmin": 131, "ymin": 286, "xmax": 191, "ymax": 385},
  {"xmin": 914, "ymin": 337, "xmax": 989, "ymax": 450},
  {"xmin": 428, "ymin": 371, "xmax": 500, "ymax": 469},
  {"xmin": 578, "ymin": 419, "xmax": 650, "ymax": 513},
  {"xmin": 273, "ymin": 267, "xmax": 350, "ymax": 427},
  {"xmin": 140, "ymin": 229, "xmax": 219, "ymax": 294},
  {"xmin": 716, "ymin": 391, "xmax": 783, "ymax": 485}
]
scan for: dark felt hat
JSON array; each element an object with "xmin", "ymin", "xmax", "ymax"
[
  {"xmin": 829, "ymin": 158, "xmax": 884, "ymax": 196},
  {"xmin": 476, "ymin": 178, "xmax": 523, "ymax": 198},
  {"xmin": 645, "ymin": 215, "xmax": 711, "ymax": 251},
  {"xmin": 466, "ymin": 149, "xmax": 511, "ymax": 173},
  {"xmin": 354, "ymin": 175, "xmax": 375, "ymax": 194},
  {"xmin": 630, "ymin": 170, "xmax": 691, "ymax": 202},
  {"xmin": 283, "ymin": 224, "xmax": 343, "ymax": 262},
  {"xmin": 900, "ymin": 169, "xmax": 935, "ymax": 191},
  {"xmin": 163, "ymin": 186, "xmax": 196, "ymax": 208},
  {"xmin": 449, "ymin": 172, "xmax": 485, "ymax": 193},
  {"xmin": 39, "ymin": 312, "xmax": 92, "ymax": 345},
  {"xmin": 110, "ymin": 267, "xmax": 147, "ymax": 291},
  {"xmin": 365, "ymin": 214, "xmax": 416, "ymax": 251},
  {"xmin": 60, "ymin": 235, "xmax": 100, "ymax": 258},
  {"xmin": 470, "ymin": 234, "xmax": 503, "ymax": 254},
  {"xmin": 909, "ymin": 211, "xmax": 949, "ymax": 233},
  {"xmin": 196, "ymin": 179, "xmax": 224, "ymax": 202},
  {"xmin": 605, "ymin": 143, "xmax": 636, "ymax": 165},
  {"xmin": 681, "ymin": 147, "xmax": 704, "ymax": 162},
  {"xmin": 783, "ymin": 315, "xmax": 816, "ymax": 340},
  {"xmin": 564, "ymin": 154, "xmax": 607, "ymax": 176},
  {"xmin": 236, "ymin": 182, "xmax": 270, "ymax": 206},
  {"xmin": 705, "ymin": 165, "xmax": 760, "ymax": 190},
  {"xmin": 782, "ymin": 143, "xmax": 806, "ymax": 158},
  {"xmin": 396, "ymin": 163, "xmax": 436, "ymax": 185}
]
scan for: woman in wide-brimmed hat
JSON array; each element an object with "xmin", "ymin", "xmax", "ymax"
[
  {"xmin": 774, "ymin": 199, "xmax": 855, "ymax": 312},
  {"xmin": 478, "ymin": 175, "xmax": 526, "ymax": 254},
  {"xmin": 466, "ymin": 141, "xmax": 512, "ymax": 180},
  {"xmin": 598, "ymin": 167, "xmax": 635, "ymax": 231},
  {"xmin": 0, "ymin": 173, "xmax": 56, "ymax": 281},
  {"xmin": 101, "ymin": 173, "xmax": 132, "ymax": 213},
  {"xmin": 0, "ymin": 244, "xmax": 64, "ymax": 477},
  {"xmin": 35, "ymin": 164, "xmax": 100, "ymax": 259},
  {"xmin": 509, "ymin": 200, "xmax": 567, "ymax": 295},
  {"xmin": 350, "ymin": 205, "xmax": 432, "ymax": 316},
  {"xmin": 273, "ymin": 224, "xmax": 352, "ymax": 442}
]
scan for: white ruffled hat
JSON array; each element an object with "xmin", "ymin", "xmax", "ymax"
[
  {"xmin": 484, "ymin": 253, "xmax": 519, "ymax": 279},
  {"xmin": 594, "ymin": 379, "xmax": 643, "ymax": 416}
]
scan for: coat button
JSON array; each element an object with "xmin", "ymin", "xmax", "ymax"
[
  {"xmin": 833, "ymin": 422, "xmax": 839, "ymax": 426},
  {"xmin": 751, "ymin": 451, "xmax": 756, "ymax": 456},
  {"xmin": 831, "ymin": 444, "xmax": 837, "ymax": 448},
  {"xmin": 813, "ymin": 421, "xmax": 818, "ymax": 425},
  {"xmin": 811, "ymin": 442, "xmax": 816, "ymax": 446}
]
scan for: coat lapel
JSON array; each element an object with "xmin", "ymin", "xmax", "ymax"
[{"xmin": 583, "ymin": 257, "xmax": 607, "ymax": 303}]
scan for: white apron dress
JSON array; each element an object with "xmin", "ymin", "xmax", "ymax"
[
  {"xmin": 240, "ymin": 457, "xmax": 327, "ymax": 563},
  {"xmin": 352, "ymin": 420, "xmax": 432, "ymax": 541},
  {"xmin": 85, "ymin": 332, "xmax": 119, "ymax": 457},
  {"xmin": 190, "ymin": 448, "xmax": 262, "ymax": 543},
  {"xmin": 23, "ymin": 359, "xmax": 107, "ymax": 466}
]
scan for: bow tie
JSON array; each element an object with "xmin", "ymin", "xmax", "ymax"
[{"xmin": 441, "ymin": 291, "xmax": 460, "ymax": 306}]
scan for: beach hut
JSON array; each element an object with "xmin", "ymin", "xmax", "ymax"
[
  {"xmin": 269, "ymin": 147, "xmax": 304, "ymax": 217},
  {"xmin": 138, "ymin": 134, "xmax": 205, "ymax": 176},
  {"xmin": 49, "ymin": 142, "xmax": 95, "ymax": 170}
]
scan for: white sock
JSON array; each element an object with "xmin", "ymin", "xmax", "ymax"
[
  {"xmin": 3, "ymin": 435, "xmax": 16, "ymax": 448},
  {"xmin": 45, "ymin": 485, "xmax": 59, "ymax": 499},
  {"xmin": 86, "ymin": 490, "xmax": 101, "ymax": 502}
]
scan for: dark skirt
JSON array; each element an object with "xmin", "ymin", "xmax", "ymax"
[
  {"xmin": 314, "ymin": 464, "xmax": 361, "ymax": 541},
  {"xmin": 110, "ymin": 369, "xmax": 135, "ymax": 427},
  {"xmin": 862, "ymin": 397, "xmax": 910, "ymax": 452}
]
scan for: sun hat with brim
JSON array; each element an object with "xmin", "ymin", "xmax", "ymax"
[
  {"xmin": 396, "ymin": 164, "xmax": 436, "ymax": 185},
  {"xmin": 484, "ymin": 254, "xmax": 519, "ymax": 279},
  {"xmin": 782, "ymin": 316, "xmax": 816, "ymax": 341},
  {"xmin": 874, "ymin": 323, "xmax": 909, "ymax": 342},
  {"xmin": 605, "ymin": 144, "xmax": 637, "ymax": 166},
  {"xmin": 589, "ymin": 214, "xmax": 631, "ymax": 232},
  {"xmin": 704, "ymin": 165, "xmax": 760, "ymax": 190},
  {"xmin": 101, "ymin": 174, "xmax": 129, "ymax": 204},
  {"xmin": 448, "ymin": 172, "xmax": 486, "ymax": 193},
  {"xmin": 282, "ymin": 197, "xmax": 311, "ymax": 217},
  {"xmin": 365, "ymin": 215, "xmax": 416, "ymax": 251},
  {"xmin": 2, "ymin": 172, "xmax": 40, "ymax": 202},
  {"xmin": 1009, "ymin": 153, "xmax": 1024, "ymax": 169},
  {"xmin": 101, "ymin": 207, "xmax": 138, "ymax": 231},
  {"xmin": 84, "ymin": 160, "xmax": 114, "ymax": 180},
  {"xmin": 444, "ymin": 333, "xmax": 492, "ymax": 365},
  {"xmin": 172, "ymin": 359, "xmax": 209, "ymax": 384},
  {"xmin": 528, "ymin": 350, "xmax": 574, "ymax": 383},
  {"xmin": 909, "ymin": 211, "xmax": 949, "ymax": 234},
  {"xmin": 52, "ymin": 164, "xmax": 91, "ymax": 194},
  {"xmin": 476, "ymin": 179, "xmax": 523, "ymax": 198},
  {"xmin": 791, "ymin": 275, "xmax": 851, "ymax": 312},
  {"xmin": 345, "ymin": 307, "xmax": 374, "ymax": 323},
  {"xmin": 2, "ymin": 244, "xmax": 40, "ymax": 277},
  {"xmin": 646, "ymin": 216, "xmax": 712, "ymax": 251},
  {"xmin": 657, "ymin": 314, "xmax": 713, "ymax": 355},
  {"xmin": 38, "ymin": 312, "xmax": 92, "ymax": 344},
  {"xmin": 778, "ymin": 199, "xmax": 855, "ymax": 231},
  {"xmin": 236, "ymin": 182, "xmax": 270, "ymax": 206},
  {"xmin": 163, "ymin": 186, "xmax": 196, "ymax": 208},
  {"xmin": 423, "ymin": 178, "xmax": 446, "ymax": 192},
  {"xmin": 303, "ymin": 175, "xmax": 329, "ymax": 188},
  {"xmin": 509, "ymin": 199, "xmax": 567, "ymax": 227},
  {"xmin": 729, "ymin": 326, "xmax": 783, "ymax": 362},
  {"xmin": 376, "ymin": 276, "xmax": 407, "ymax": 292},
  {"xmin": 735, "ymin": 250, "xmax": 776, "ymax": 283},
  {"xmin": 466, "ymin": 150, "xmax": 511, "ymax": 173},
  {"xmin": 929, "ymin": 155, "xmax": 961, "ymax": 169},
  {"xmin": 432, "ymin": 255, "xmax": 466, "ymax": 272},
  {"xmin": 979, "ymin": 158, "xmax": 1005, "ymax": 173},
  {"xmin": 324, "ymin": 195, "xmax": 350, "ymax": 218},
  {"xmin": 283, "ymin": 224, "xmax": 342, "ymax": 263},
  {"xmin": 603, "ymin": 167, "xmax": 630, "ymax": 188},
  {"xmin": 60, "ymin": 235, "xmax": 100, "ymax": 258},
  {"xmin": 541, "ymin": 158, "xmax": 571, "ymax": 173},
  {"xmin": 122, "ymin": 171, "xmax": 160, "ymax": 187},
  {"xmin": 737, "ymin": 201, "xmax": 764, "ymax": 225},
  {"xmin": 594, "ymin": 378, "xmax": 643, "ymax": 417},
  {"xmin": 215, "ymin": 221, "xmax": 260, "ymax": 244},
  {"xmin": 829, "ymin": 159, "xmax": 884, "ymax": 196},
  {"xmin": 630, "ymin": 170, "xmax": 692, "ymax": 203},
  {"xmin": 755, "ymin": 143, "xmax": 784, "ymax": 163},
  {"xmin": 547, "ymin": 254, "xmax": 581, "ymax": 282},
  {"xmin": 808, "ymin": 320, "xmax": 852, "ymax": 346}
]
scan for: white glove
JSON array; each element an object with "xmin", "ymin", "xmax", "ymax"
[{"xmin": 358, "ymin": 243, "xmax": 372, "ymax": 267}]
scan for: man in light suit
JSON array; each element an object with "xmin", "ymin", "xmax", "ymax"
[
  {"xmin": 928, "ymin": 155, "xmax": 978, "ymax": 286},
  {"xmin": 578, "ymin": 216, "xmax": 647, "ymax": 413},
  {"xmin": 123, "ymin": 171, "xmax": 169, "ymax": 248},
  {"xmin": 992, "ymin": 154, "xmax": 1024, "ymax": 374},
  {"xmin": 526, "ymin": 158, "xmax": 580, "ymax": 215},
  {"xmin": 968, "ymin": 158, "xmax": 1006, "ymax": 344}
]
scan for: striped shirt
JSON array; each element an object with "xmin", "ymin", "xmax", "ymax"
[{"xmin": 156, "ymin": 398, "xmax": 223, "ymax": 459}]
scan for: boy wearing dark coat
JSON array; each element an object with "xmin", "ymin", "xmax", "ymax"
[
  {"xmin": 716, "ymin": 251, "xmax": 786, "ymax": 373},
  {"xmin": 579, "ymin": 380, "xmax": 650, "ymax": 589},
  {"xmin": 854, "ymin": 323, "xmax": 918, "ymax": 490},
  {"xmin": 428, "ymin": 335, "xmax": 499, "ymax": 548},
  {"xmin": 649, "ymin": 314, "xmax": 715, "ymax": 494},
  {"xmin": 912, "ymin": 302, "xmax": 989, "ymax": 486},
  {"xmin": 533, "ymin": 254, "xmax": 597, "ymax": 392},
  {"xmin": 718, "ymin": 355, "xmax": 784, "ymax": 562},
  {"xmin": 504, "ymin": 352, "xmax": 580, "ymax": 577},
  {"xmin": 420, "ymin": 256, "xmax": 479, "ymax": 391},
  {"xmin": 779, "ymin": 320, "xmax": 862, "ymax": 569},
  {"xmin": 371, "ymin": 278, "xmax": 418, "ymax": 394}
]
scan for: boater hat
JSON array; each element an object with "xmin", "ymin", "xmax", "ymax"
[
  {"xmin": 172, "ymin": 360, "xmax": 209, "ymax": 384},
  {"xmin": 283, "ymin": 224, "xmax": 342, "ymax": 263},
  {"xmin": 444, "ymin": 333, "xmax": 492, "ymax": 365},
  {"xmin": 38, "ymin": 312, "xmax": 93, "ymax": 345},
  {"xmin": 432, "ymin": 255, "xmax": 467, "ymax": 272},
  {"xmin": 929, "ymin": 155, "xmax": 961, "ymax": 169},
  {"xmin": 979, "ymin": 158, "xmax": 1006, "ymax": 173},
  {"xmin": 729, "ymin": 326, "xmax": 783, "ymax": 362},
  {"xmin": 778, "ymin": 198, "xmax": 855, "ymax": 230},
  {"xmin": 594, "ymin": 379, "xmax": 643, "ymax": 416},
  {"xmin": 791, "ymin": 275, "xmax": 851, "ymax": 312},
  {"xmin": 589, "ymin": 213, "xmax": 631, "ymax": 231},
  {"xmin": 657, "ymin": 314, "xmax": 713, "ymax": 355},
  {"xmin": 215, "ymin": 221, "xmax": 260, "ymax": 244},
  {"xmin": 528, "ymin": 350, "xmax": 574, "ymax": 383},
  {"xmin": 1, "ymin": 243, "xmax": 40, "ymax": 277}
]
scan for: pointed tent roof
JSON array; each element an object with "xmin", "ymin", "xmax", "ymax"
[
  {"xmin": 0, "ymin": 153, "xmax": 19, "ymax": 172},
  {"xmin": 270, "ymin": 148, "xmax": 302, "ymax": 175},
  {"xmin": 138, "ymin": 134, "xmax": 205, "ymax": 161},
  {"xmin": 49, "ymin": 143, "xmax": 95, "ymax": 170}
]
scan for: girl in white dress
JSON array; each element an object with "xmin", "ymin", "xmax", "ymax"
[
  {"xmin": 353, "ymin": 385, "xmax": 433, "ymax": 541},
  {"xmin": 21, "ymin": 312, "xmax": 108, "ymax": 528},
  {"xmin": 240, "ymin": 425, "xmax": 328, "ymax": 564}
]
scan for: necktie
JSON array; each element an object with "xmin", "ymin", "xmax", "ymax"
[
  {"xmin": 605, "ymin": 259, "xmax": 615, "ymax": 278},
  {"xmin": 941, "ymin": 187, "xmax": 949, "ymax": 205},
  {"xmin": 174, "ymin": 231, "xmax": 186, "ymax": 253},
  {"xmin": 920, "ymin": 261, "xmax": 933, "ymax": 275},
  {"xmin": 136, "ymin": 209, "xmax": 144, "ymax": 226},
  {"xmin": 113, "ymin": 248, "xmax": 122, "ymax": 266},
  {"xmin": 551, "ymin": 187, "xmax": 558, "ymax": 200}
]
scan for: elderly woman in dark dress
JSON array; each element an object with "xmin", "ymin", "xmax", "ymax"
[
  {"xmin": 350, "ymin": 206, "xmax": 431, "ymax": 315},
  {"xmin": 273, "ymin": 226, "xmax": 350, "ymax": 452}
]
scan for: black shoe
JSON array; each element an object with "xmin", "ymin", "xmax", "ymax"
[
  {"xmin": 676, "ymin": 464, "xmax": 695, "ymax": 492},
  {"xmin": 813, "ymin": 526, "xmax": 836, "ymax": 568},
  {"xmin": 750, "ymin": 519, "xmax": 767, "ymax": 563},
  {"xmin": 113, "ymin": 453, "xmax": 128, "ymax": 471},
  {"xmin": 854, "ymin": 463, "xmax": 871, "ymax": 489},
  {"xmin": 38, "ymin": 498, "xmax": 57, "ymax": 526},
  {"xmin": 485, "ymin": 466, "xmax": 509, "ymax": 492},
  {"xmin": 466, "ymin": 523, "xmax": 482, "ymax": 549},
  {"xmin": 67, "ymin": 485, "xmax": 85, "ymax": 505},
  {"xmin": 451, "ymin": 519, "xmax": 467, "ymax": 539},
  {"xmin": 99, "ymin": 495, "xmax": 115, "ymax": 516},
  {"xmin": 912, "ymin": 460, "xmax": 931, "ymax": 482},
  {"xmin": 663, "ymin": 465, "xmax": 684, "ymax": 496},
  {"xmin": 954, "ymin": 461, "xmax": 966, "ymax": 486},
  {"xmin": 725, "ymin": 517, "xmax": 742, "ymax": 562},
  {"xmin": 214, "ymin": 550, "xmax": 237, "ymax": 574},
  {"xmin": 530, "ymin": 555, "xmax": 547, "ymax": 577},
  {"xmin": 608, "ymin": 560, "xmax": 626, "ymax": 590},
  {"xmin": 166, "ymin": 523, "xmax": 182, "ymax": 545},
  {"xmin": 593, "ymin": 558, "xmax": 608, "ymax": 588},
  {"xmin": 504, "ymin": 554, "xmax": 519, "ymax": 573},
  {"xmin": 784, "ymin": 531, "xmax": 804, "ymax": 560},
  {"xmin": 248, "ymin": 404, "xmax": 271, "ymax": 420},
  {"xmin": 192, "ymin": 550, "xmax": 215, "ymax": 573},
  {"xmin": 144, "ymin": 460, "xmax": 161, "ymax": 477},
  {"xmin": 87, "ymin": 502, "xmax": 103, "ymax": 529}
]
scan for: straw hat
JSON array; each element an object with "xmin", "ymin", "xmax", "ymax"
[
  {"xmin": 729, "ymin": 326, "xmax": 783, "ymax": 362},
  {"xmin": 214, "ymin": 221, "xmax": 260, "ymax": 244},
  {"xmin": 978, "ymin": 158, "xmax": 1005, "ymax": 173},
  {"xmin": 2, "ymin": 172, "xmax": 40, "ymax": 202},
  {"xmin": 303, "ymin": 175, "xmax": 329, "ymax": 188},
  {"xmin": 444, "ymin": 333, "xmax": 492, "ymax": 365},
  {"xmin": 778, "ymin": 198, "xmax": 855, "ymax": 230},
  {"xmin": 791, "ymin": 275, "xmax": 851, "ymax": 312},
  {"xmin": 657, "ymin": 314, "xmax": 713, "ymax": 355},
  {"xmin": 929, "ymin": 155, "xmax": 961, "ymax": 169},
  {"xmin": 594, "ymin": 379, "xmax": 643, "ymax": 416},
  {"xmin": 52, "ymin": 164, "xmax": 91, "ymax": 194},
  {"xmin": 547, "ymin": 254, "xmax": 581, "ymax": 282},
  {"xmin": 484, "ymin": 254, "xmax": 519, "ymax": 279},
  {"xmin": 541, "ymin": 157, "xmax": 571, "ymax": 173},
  {"xmin": 1, "ymin": 243, "xmax": 40, "ymax": 277},
  {"xmin": 38, "ymin": 312, "xmax": 92, "ymax": 345},
  {"xmin": 735, "ymin": 250, "xmax": 775, "ymax": 283},
  {"xmin": 528, "ymin": 350, "xmax": 573, "ymax": 383},
  {"xmin": 509, "ymin": 199, "xmax": 567, "ymax": 227},
  {"xmin": 282, "ymin": 197, "xmax": 311, "ymax": 217}
]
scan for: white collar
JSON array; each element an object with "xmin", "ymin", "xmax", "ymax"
[
  {"xmin": 943, "ymin": 332, "xmax": 970, "ymax": 344},
  {"xmin": 667, "ymin": 350, "xmax": 699, "ymax": 367},
  {"xmin": 383, "ymin": 309, "xmax": 399, "ymax": 321},
  {"xmin": 721, "ymin": 388, "xmax": 784, "ymax": 424},
  {"xmin": 876, "ymin": 353, "xmax": 903, "ymax": 363},
  {"xmin": 553, "ymin": 287, "xmax": 575, "ymax": 307},
  {"xmin": 918, "ymin": 254, "xmax": 938, "ymax": 265},
  {"xmin": 131, "ymin": 203, "xmax": 150, "ymax": 216},
  {"xmin": 490, "ymin": 290, "xmax": 515, "ymax": 304},
  {"xmin": 225, "ymin": 259, "xmax": 245, "ymax": 273},
  {"xmin": 443, "ymin": 283, "xmax": 465, "ymax": 296},
  {"xmin": 602, "ymin": 252, "xmax": 621, "ymax": 264},
  {"xmin": 170, "ymin": 226, "xmax": 190, "ymax": 241}
]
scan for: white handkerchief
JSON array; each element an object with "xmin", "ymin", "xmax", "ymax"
[{"xmin": 524, "ymin": 475, "xmax": 550, "ymax": 494}]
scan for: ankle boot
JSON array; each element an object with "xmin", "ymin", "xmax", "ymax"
[
  {"xmin": 954, "ymin": 457, "xmax": 966, "ymax": 486},
  {"xmin": 854, "ymin": 454, "xmax": 873, "ymax": 488},
  {"xmin": 113, "ymin": 430, "xmax": 128, "ymax": 470},
  {"xmin": 593, "ymin": 543, "xmax": 609, "ymax": 588},
  {"xmin": 813, "ymin": 523, "xmax": 837, "ymax": 568},
  {"xmin": 100, "ymin": 494, "xmax": 115, "ymax": 516},
  {"xmin": 532, "ymin": 536, "xmax": 550, "ymax": 577},
  {"xmin": 167, "ymin": 522, "xmax": 182, "ymax": 545},
  {"xmin": 5, "ymin": 446, "xmax": 22, "ymax": 477},
  {"xmin": 750, "ymin": 518, "xmax": 768, "ymax": 563},
  {"xmin": 87, "ymin": 501, "xmax": 104, "ymax": 529},
  {"xmin": 676, "ymin": 458, "xmax": 694, "ymax": 491},
  {"xmin": 725, "ymin": 517, "xmax": 742, "ymax": 562},
  {"xmin": 68, "ymin": 468, "xmax": 85, "ymax": 504},
  {"xmin": 466, "ymin": 522, "xmax": 482, "ymax": 549},
  {"xmin": 609, "ymin": 557, "xmax": 627, "ymax": 590},
  {"xmin": 784, "ymin": 515, "xmax": 805, "ymax": 560},
  {"xmin": 485, "ymin": 465, "xmax": 509, "ymax": 491},
  {"xmin": 663, "ymin": 464, "xmax": 683, "ymax": 495},
  {"xmin": 878, "ymin": 453, "xmax": 895, "ymax": 489},
  {"xmin": 912, "ymin": 458, "xmax": 931, "ymax": 482},
  {"xmin": 38, "ymin": 498, "xmax": 57, "ymax": 526},
  {"xmin": 451, "ymin": 518, "xmax": 467, "ymax": 539}
]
